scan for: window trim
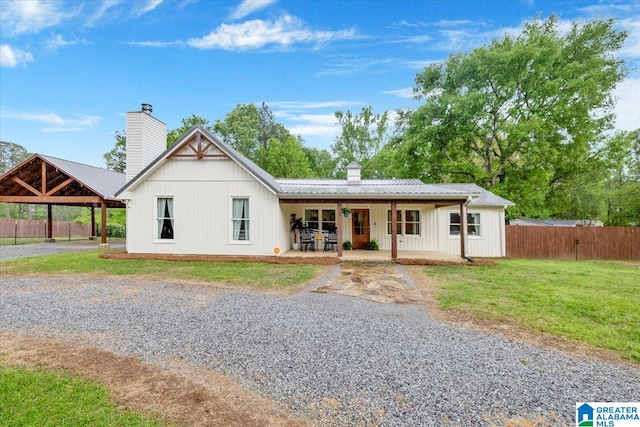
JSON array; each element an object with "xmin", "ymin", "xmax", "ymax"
[
  {"xmin": 155, "ymin": 196, "xmax": 175, "ymax": 243},
  {"xmin": 230, "ymin": 196, "xmax": 251, "ymax": 244},
  {"xmin": 303, "ymin": 207, "xmax": 337, "ymax": 232},
  {"xmin": 449, "ymin": 211, "xmax": 482, "ymax": 238},
  {"xmin": 387, "ymin": 209, "xmax": 421, "ymax": 237}
]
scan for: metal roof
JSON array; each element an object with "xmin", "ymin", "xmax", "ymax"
[
  {"xmin": 276, "ymin": 179, "xmax": 476, "ymax": 199},
  {"xmin": 429, "ymin": 183, "xmax": 514, "ymax": 206},
  {"xmin": 39, "ymin": 155, "xmax": 125, "ymax": 199}
]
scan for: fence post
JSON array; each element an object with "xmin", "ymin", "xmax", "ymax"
[
  {"xmin": 68, "ymin": 221, "xmax": 71, "ymax": 241},
  {"xmin": 14, "ymin": 220, "xmax": 17, "ymax": 245}
]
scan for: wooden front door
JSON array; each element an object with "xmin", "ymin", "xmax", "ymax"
[{"xmin": 351, "ymin": 209, "xmax": 370, "ymax": 249}]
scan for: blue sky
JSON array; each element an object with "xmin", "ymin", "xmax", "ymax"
[{"xmin": 1, "ymin": 0, "xmax": 639, "ymax": 168}]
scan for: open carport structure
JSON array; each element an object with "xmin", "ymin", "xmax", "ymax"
[{"xmin": 0, "ymin": 154, "xmax": 125, "ymax": 244}]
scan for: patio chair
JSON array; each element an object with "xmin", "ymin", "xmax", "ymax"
[
  {"xmin": 324, "ymin": 231, "xmax": 338, "ymax": 252},
  {"xmin": 300, "ymin": 228, "xmax": 316, "ymax": 251}
]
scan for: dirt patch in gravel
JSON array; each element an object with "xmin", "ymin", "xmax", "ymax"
[
  {"xmin": 101, "ymin": 251, "xmax": 340, "ymax": 265},
  {"xmin": 405, "ymin": 266, "xmax": 637, "ymax": 368},
  {"xmin": 0, "ymin": 330, "xmax": 308, "ymax": 427}
]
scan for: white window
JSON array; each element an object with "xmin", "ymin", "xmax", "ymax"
[
  {"xmin": 232, "ymin": 198, "xmax": 250, "ymax": 241},
  {"xmin": 450, "ymin": 212, "xmax": 481, "ymax": 236},
  {"xmin": 157, "ymin": 197, "xmax": 174, "ymax": 240},
  {"xmin": 387, "ymin": 210, "xmax": 402, "ymax": 234},
  {"xmin": 387, "ymin": 209, "xmax": 421, "ymax": 235},
  {"xmin": 404, "ymin": 210, "xmax": 420, "ymax": 235},
  {"xmin": 304, "ymin": 209, "xmax": 336, "ymax": 231},
  {"xmin": 321, "ymin": 209, "xmax": 336, "ymax": 232},
  {"xmin": 304, "ymin": 209, "xmax": 319, "ymax": 230}
]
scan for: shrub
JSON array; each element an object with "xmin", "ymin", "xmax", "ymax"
[
  {"xmin": 342, "ymin": 240, "xmax": 353, "ymax": 250},
  {"xmin": 366, "ymin": 239, "xmax": 379, "ymax": 251}
]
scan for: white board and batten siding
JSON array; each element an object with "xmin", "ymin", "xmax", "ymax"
[
  {"xmin": 122, "ymin": 155, "xmax": 285, "ymax": 256},
  {"xmin": 125, "ymin": 112, "xmax": 166, "ymax": 182},
  {"xmin": 437, "ymin": 206, "xmax": 507, "ymax": 257}
]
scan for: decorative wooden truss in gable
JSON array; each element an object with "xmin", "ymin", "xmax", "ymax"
[
  {"xmin": 0, "ymin": 156, "xmax": 122, "ymax": 207},
  {"xmin": 0, "ymin": 155, "xmax": 125, "ymax": 243},
  {"xmin": 170, "ymin": 132, "xmax": 228, "ymax": 160}
]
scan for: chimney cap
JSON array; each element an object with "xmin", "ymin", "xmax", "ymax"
[{"xmin": 141, "ymin": 103, "xmax": 153, "ymax": 114}]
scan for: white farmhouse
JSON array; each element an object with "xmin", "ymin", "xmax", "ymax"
[{"xmin": 115, "ymin": 105, "xmax": 514, "ymax": 259}]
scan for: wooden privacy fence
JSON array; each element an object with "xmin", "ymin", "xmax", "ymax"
[
  {"xmin": 0, "ymin": 219, "xmax": 92, "ymax": 238},
  {"xmin": 506, "ymin": 225, "xmax": 640, "ymax": 260}
]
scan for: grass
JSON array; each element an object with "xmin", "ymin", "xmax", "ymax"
[
  {"xmin": 1, "ymin": 250, "xmax": 318, "ymax": 288},
  {"xmin": 0, "ymin": 237, "xmax": 123, "ymax": 246},
  {"xmin": 423, "ymin": 259, "xmax": 640, "ymax": 362},
  {"xmin": 0, "ymin": 366, "xmax": 170, "ymax": 427}
]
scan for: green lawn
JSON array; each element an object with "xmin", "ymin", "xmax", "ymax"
[
  {"xmin": 1, "ymin": 250, "xmax": 318, "ymax": 288},
  {"xmin": 423, "ymin": 259, "xmax": 640, "ymax": 362},
  {"xmin": 0, "ymin": 366, "xmax": 170, "ymax": 427}
]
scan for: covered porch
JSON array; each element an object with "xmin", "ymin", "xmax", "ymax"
[{"xmin": 279, "ymin": 248, "xmax": 466, "ymax": 263}]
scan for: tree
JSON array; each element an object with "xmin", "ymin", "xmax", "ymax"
[
  {"xmin": 602, "ymin": 129, "xmax": 640, "ymax": 226},
  {"xmin": 166, "ymin": 115, "xmax": 214, "ymax": 147},
  {"xmin": 399, "ymin": 16, "xmax": 627, "ymax": 218},
  {"xmin": 0, "ymin": 141, "xmax": 29, "ymax": 173},
  {"xmin": 257, "ymin": 136, "xmax": 313, "ymax": 178},
  {"xmin": 303, "ymin": 146, "xmax": 336, "ymax": 178},
  {"xmin": 0, "ymin": 141, "xmax": 30, "ymax": 218},
  {"xmin": 103, "ymin": 131, "xmax": 126, "ymax": 172},
  {"xmin": 214, "ymin": 103, "xmax": 291, "ymax": 161},
  {"xmin": 331, "ymin": 106, "xmax": 392, "ymax": 178}
]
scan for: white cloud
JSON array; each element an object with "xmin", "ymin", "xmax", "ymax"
[
  {"xmin": 614, "ymin": 77, "xmax": 640, "ymax": 131},
  {"xmin": 267, "ymin": 100, "xmax": 362, "ymax": 110},
  {"xmin": 187, "ymin": 15, "xmax": 359, "ymax": 50},
  {"xmin": 382, "ymin": 88, "xmax": 415, "ymax": 99},
  {"xmin": 132, "ymin": 0, "xmax": 163, "ymax": 17},
  {"xmin": 620, "ymin": 18, "xmax": 640, "ymax": 58},
  {"xmin": 286, "ymin": 113, "xmax": 340, "ymax": 138},
  {"xmin": 86, "ymin": 0, "xmax": 121, "ymax": 27},
  {"xmin": 315, "ymin": 56, "xmax": 394, "ymax": 77},
  {"xmin": 124, "ymin": 40, "xmax": 185, "ymax": 48},
  {"xmin": 0, "ymin": 0, "xmax": 79, "ymax": 36},
  {"xmin": 46, "ymin": 34, "xmax": 90, "ymax": 50},
  {"xmin": 0, "ymin": 44, "xmax": 33, "ymax": 67},
  {"xmin": 231, "ymin": 0, "xmax": 276, "ymax": 20},
  {"xmin": 1, "ymin": 109, "xmax": 101, "ymax": 132}
]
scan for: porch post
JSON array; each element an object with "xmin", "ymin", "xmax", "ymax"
[
  {"xmin": 100, "ymin": 201, "xmax": 107, "ymax": 245},
  {"xmin": 90, "ymin": 206, "xmax": 96, "ymax": 239},
  {"xmin": 337, "ymin": 202, "xmax": 343, "ymax": 257},
  {"xmin": 460, "ymin": 201, "xmax": 466, "ymax": 259},
  {"xmin": 46, "ymin": 204, "xmax": 53, "ymax": 241},
  {"xmin": 391, "ymin": 201, "xmax": 398, "ymax": 259}
]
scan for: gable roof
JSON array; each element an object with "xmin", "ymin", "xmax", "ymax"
[
  {"xmin": 430, "ymin": 183, "xmax": 514, "ymax": 206},
  {"xmin": 39, "ymin": 155, "xmax": 126, "ymax": 200},
  {"xmin": 0, "ymin": 153, "xmax": 125, "ymax": 203},
  {"xmin": 115, "ymin": 126, "xmax": 281, "ymax": 197}
]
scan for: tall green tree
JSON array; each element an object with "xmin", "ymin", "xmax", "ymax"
[
  {"xmin": 257, "ymin": 136, "xmax": 313, "ymax": 178},
  {"xmin": 103, "ymin": 131, "xmax": 126, "ymax": 172},
  {"xmin": 214, "ymin": 103, "xmax": 290, "ymax": 161},
  {"xmin": 0, "ymin": 141, "xmax": 29, "ymax": 173},
  {"xmin": 166, "ymin": 115, "xmax": 214, "ymax": 147},
  {"xmin": 303, "ymin": 146, "xmax": 336, "ymax": 178},
  {"xmin": 0, "ymin": 141, "xmax": 30, "ymax": 218},
  {"xmin": 331, "ymin": 106, "xmax": 392, "ymax": 178},
  {"xmin": 399, "ymin": 16, "xmax": 627, "ymax": 218}
]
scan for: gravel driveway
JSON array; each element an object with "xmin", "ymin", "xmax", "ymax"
[
  {"xmin": 1, "ymin": 272, "xmax": 638, "ymax": 426},
  {"xmin": 0, "ymin": 240, "xmax": 125, "ymax": 260}
]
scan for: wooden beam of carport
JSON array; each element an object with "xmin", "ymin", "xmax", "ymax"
[{"xmin": 0, "ymin": 195, "xmax": 104, "ymax": 204}]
